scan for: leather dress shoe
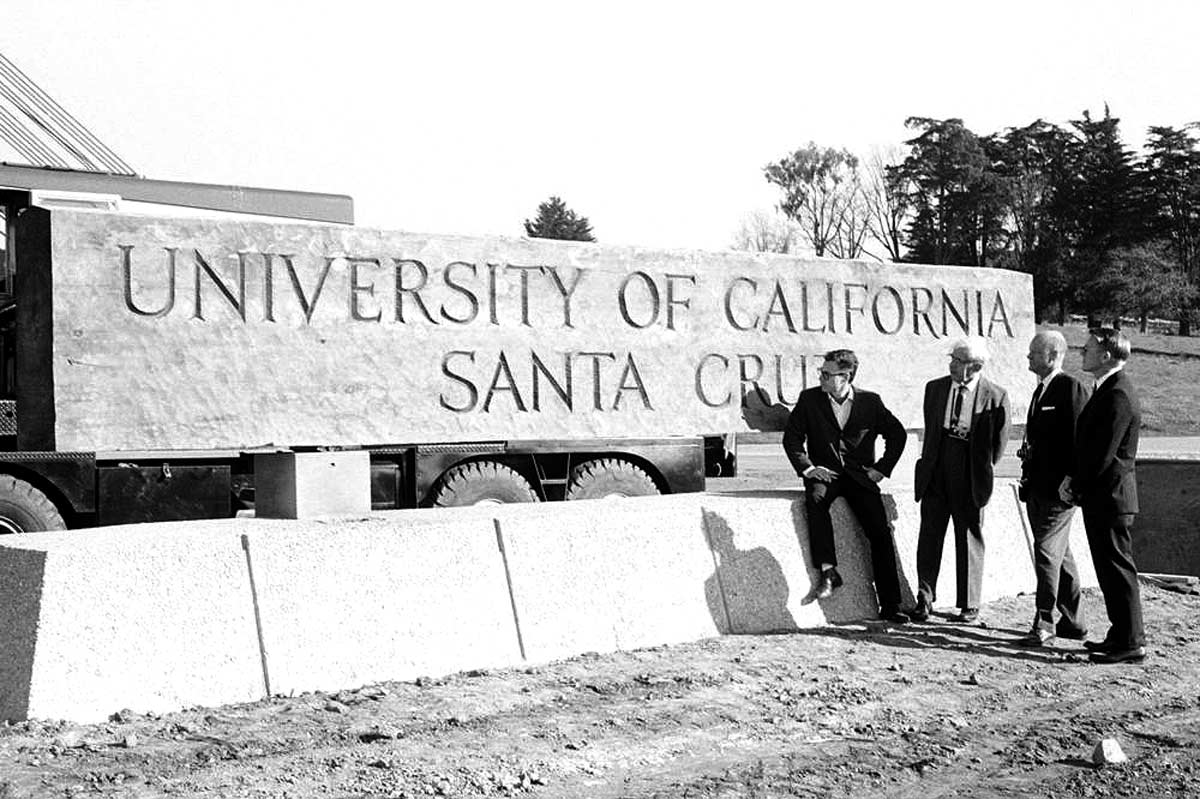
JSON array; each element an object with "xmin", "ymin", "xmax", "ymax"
[
  {"xmin": 908, "ymin": 599, "xmax": 931, "ymax": 622},
  {"xmin": 880, "ymin": 608, "xmax": 910, "ymax": 624},
  {"xmin": 1019, "ymin": 627, "xmax": 1055, "ymax": 646},
  {"xmin": 953, "ymin": 608, "xmax": 980, "ymax": 623},
  {"xmin": 815, "ymin": 568, "xmax": 843, "ymax": 599},
  {"xmin": 1083, "ymin": 639, "xmax": 1113, "ymax": 653},
  {"xmin": 1089, "ymin": 646, "xmax": 1146, "ymax": 664},
  {"xmin": 1055, "ymin": 624, "xmax": 1089, "ymax": 641}
]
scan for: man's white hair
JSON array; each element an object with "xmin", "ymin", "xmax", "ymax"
[{"xmin": 951, "ymin": 335, "xmax": 991, "ymax": 363}]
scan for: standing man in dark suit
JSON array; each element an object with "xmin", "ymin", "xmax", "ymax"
[
  {"xmin": 1018, "ymin": 330, "xmax": 1089, "ymax": 645},
  {"xmin": 911, "ymin": 336, "xmax": 1010, "ymax": 623},
  {"xmin": 783, "ymin": 349, "xmax": 909, "ymax": 623},
  {"xmin": 1061, "ymin": 327, "xmax": 1145, "ymax": 664}
]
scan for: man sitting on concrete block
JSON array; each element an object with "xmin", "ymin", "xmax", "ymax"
[{"xmin": 782, "ymin": 349, "xmax": 910, "ymax": 624}]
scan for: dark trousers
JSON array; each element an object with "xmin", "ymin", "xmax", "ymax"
[
  {"xmin": 1081, "ymin": 505, "xmax": 1145, "ymax": 649},
  {"xmin": 804, "ymin": 476, "xmax": 903, "ymax": 611},
  {"xmin": 1026, "ymin": 492, "xmax": 1084, "ymax": 632},
  {"xmin": 917, "ymin": 437, "xmax": 985, "ymax": 610}
]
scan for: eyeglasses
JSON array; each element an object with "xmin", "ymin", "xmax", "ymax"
[
  {"xmin": 949, "ymin": 355, "xmax": 981, "ymax": 365},
  {"xmin": 818, "ymin": 371, "xmax": 851, "ymax": 380}
]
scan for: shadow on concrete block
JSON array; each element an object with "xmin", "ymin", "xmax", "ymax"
[
  {"xmin": 699, "ymin": 493, "xmax": 912, "ymax": 630},
  {"xmin": 0, "ymin": 548, "xmax": 46, "ymax": 722},
  {"xmin": 0, "ymin": 523, "xmax": 264, "ymax": 723},
  {"xmin": 702, "ymin": 508, "xmax": 796, "ymax": 634}
]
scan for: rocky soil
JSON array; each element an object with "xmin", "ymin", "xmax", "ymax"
[{"xmin": 1, "ymin": 582, "xmax": 1197, "ymax": 798}]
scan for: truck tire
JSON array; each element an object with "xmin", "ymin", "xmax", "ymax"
[
  {"xmin": 429, "ymin": 461, "xmax": 540, "ymax": 507},
  {"xmin": 565, "ymin": 458, "xmax": 660, "ymax": 500},
  {"xmin": 0, "ymin": 475, "xmax": 67, "ymax": 533}
]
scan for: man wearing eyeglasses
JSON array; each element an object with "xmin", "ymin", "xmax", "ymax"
[
  {"xmin": 911, "ymin": 336, "xmax": 1011, "ymax": 624},
  {"xmin": 783, "ymin": 349, "xmax": 910, "ymax": 624}
]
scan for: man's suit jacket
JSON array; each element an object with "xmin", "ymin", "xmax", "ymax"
[
  {"xmin": 1023, "ymin": 372, "xmax": 1089, "ymax": 497},
  {"xmin": 782, "ymin": 386, "xmax": 906, "ymax": 493},
  {"xmin": 915, "ymin": 375, "xmax": 1011, "ymax": 508},
  {"xmin": 1071, "ymin": 369, "xmax": 1141, "ymax": 515}
]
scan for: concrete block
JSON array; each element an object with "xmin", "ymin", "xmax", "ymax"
[
  {"xmin": 1069, "ymin": 517, "xmax": 1099, "ymax": 590},
  {"xmin": 1010, "ymin": 485, "xmax": 1099, "ymax": 593},
  {"xmin": 1128, "ymin": 459, "xmax": 1200, "ymax": 576},
  {"xmin": 245, "ymin": 515, "xmax": 522, "ymax": 696},
  {"xmin": 493, "ymin": 496, "xmax": 723, "ymax": 663},
  {"xmin": 254, "ymin": 450, "xmax": 371, "ymax": 519},
  {"xmin": 699, "ymin": 492, "xmax": 896, "ymax": 630},
  {"xmin": 887, "ymin": 481, "xmax": 1098, "ymax": 613},
  {"xmin": 977, "ymin": 487, "xmax": 1039, "ymax": 602},
  {"xmin": 887, "ymin": 489, "xmax": 1019, "ymax": 609},
  {"xmin": 0, "ymin": 521, "xmax": 262, "ymax": 723}
]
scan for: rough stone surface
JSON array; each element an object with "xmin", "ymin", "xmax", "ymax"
[
  {"xmin": 1092, "ymin": 737, "xmax": 1128, "ymax": 765},
  {"xmin": 0, "ymin": 482, "xmax": 1074, "ymax": 722},
  {"xmin": 34, "ymin": 209, "xmax": 1034, "ymax": 451},
  {"xmin": 0, "ymin": 521, "xmax": 262, "ymax": 723},
  {"xmin": 245, "ymin": 516, "xmax": 522, "ymax": 696},
  {"xmin": 1128, "ymin": 459, "xmax": 1200, "ymax": 577},
  {"xmin": 887, "ymin": 484, "xmax": 1092, "ymax": 610},
  {"xmin": 698, "ymin": 492, "xmax": 895, "ymax": 629},
  {"xmin": 492, "ymin": 496, "xmax": 723, "ymax": 662}
]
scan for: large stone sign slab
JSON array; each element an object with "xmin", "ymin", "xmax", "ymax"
[{"xmin": 21, "ymin": 208, "xmax": 1034, "ymax": 452}]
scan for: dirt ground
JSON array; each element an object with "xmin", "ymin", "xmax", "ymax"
[{"xmin": 1, "ymin": 581, "xmax": 1198, "ymax": 799}]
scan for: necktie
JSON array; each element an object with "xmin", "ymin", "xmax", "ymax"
[
  {"xmin": 951, "ymin": 386, "xmax": 963, "ymax": 427},
  {"xmin": 1028, "ymin": 382, "xmax": 1044, "ymax": 423}
]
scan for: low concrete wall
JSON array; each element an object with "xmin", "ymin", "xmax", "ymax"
[
  {"xmin": 491, "ymin": 498, "xmax": 723, "ymax": 661},
  {"xmin": 0, "ymin": 522, "xmax": 263, "ymax": 723},
  {"xmin": 248, "ymin": 516, "xmax": 524, "ymax": 696},
  {"xmin": 1128, "ymin": 459, "xmax": 1200, "ymax": 577},
  {"xmin": 0, "ymin": 481, "xmax": 1089, "ymax": 722}
]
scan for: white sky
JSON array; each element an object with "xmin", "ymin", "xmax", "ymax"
[{"xmin": 2, "ymin": 0, "xmax": 1198, "ymax": 250}]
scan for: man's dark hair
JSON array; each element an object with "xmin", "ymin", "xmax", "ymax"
[
  {"xmin": 822, "ymin": 349, "xmax": 859, "ymax": 381},
  {"xmin": 1089, "ymin": 327, "xmax": 1132, "ymax": 361}
]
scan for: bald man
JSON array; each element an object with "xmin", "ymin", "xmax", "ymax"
[
  {"xmin": 911, "ymin": 336, "xmax": 1011, "ymax": 623},
  {"xmin": 1017, "ymin": 331, "xmax": 1089, "ymax": 645}
]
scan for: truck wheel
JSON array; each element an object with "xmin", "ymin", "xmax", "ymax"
[
  {"xmin": 0, "ymin": 475, "xmax": 66, "ymax": 533},
  {"xmin": 565, "ymin": 458, "xmax": 660, "ymax": 500},
  {"xmin": 429, "ymin": 461, "xmax": 540, "ymax": 507}
]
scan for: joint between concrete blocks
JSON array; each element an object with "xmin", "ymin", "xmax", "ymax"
[
  {"xmin": 240, "ymin": 534, "xmax": 273, "ymax": 698},
  {"xmin": 494, "ymin": 519, "xmax": 527, "ymax": 661}
]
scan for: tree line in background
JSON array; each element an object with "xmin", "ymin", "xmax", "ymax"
[
  {"xmin": 521, "ymin": 109, "xmax": 1200, "ymax": 333},
  {"xmin": 748, "ymin": 110, "xmax": 1200, "ymax": 334}
]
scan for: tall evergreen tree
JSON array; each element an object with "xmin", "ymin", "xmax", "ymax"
[
  {"xmin": 992, "ymin": 120, "xmax": 1076, "ymax": 320},
  {"xmin": 891, "ymin": 118, "xmax": 1008, "ymax": 267},
  {"xmin": 1088, "ymin": 242, "xmax": 1195, "ymax": 331},
  {"xmin": 1141, "ymin": 125, "xmax": 1200, "ymax": 333},
  {"xmin": 1064, "ymin": 109, "xmax": 1142, "ymax": 254},
  {"xmin": 523, "ymin": 196, "xmax": 595, "ymax": 241},
  {"xmin": 1058, "ymin": 109, "xmax": 1140, "ymax": 324}
]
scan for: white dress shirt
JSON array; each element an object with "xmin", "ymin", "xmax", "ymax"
[
  {"xmin": 943, "ymin": 375, "xmax": 980, "ymax": 432},
  {"xmin": 828, "ymin": 385, "xmax": 854, "ymax": 429}
]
